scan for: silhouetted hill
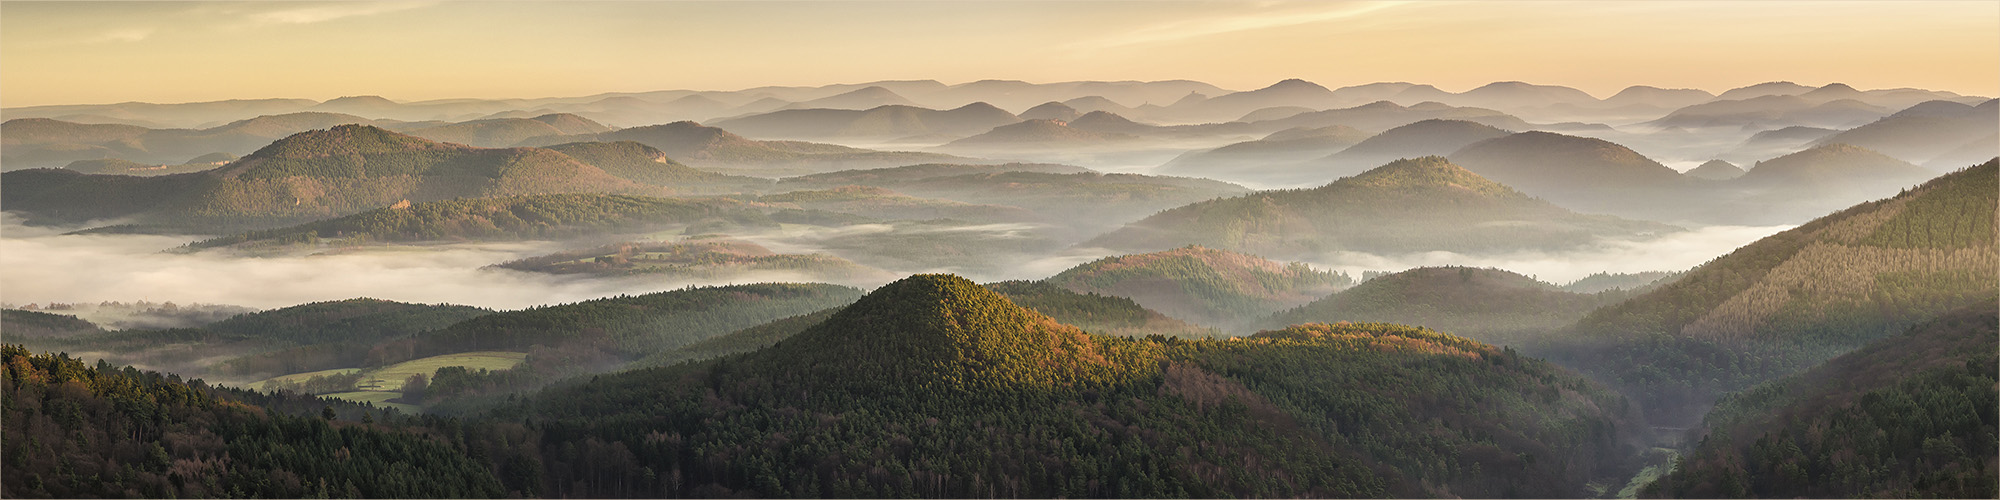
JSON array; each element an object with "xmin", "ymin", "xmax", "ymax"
[
  {"xmin": 1451, "ymin": 131, "xmax": 1688, "ymax": 191},
  {"xmin": 1542, "ymin": 160, "xmax": 1998, "ymax": 426},
  {"xmin": 1714, "ymin": 81, "xmax": 1817, "ymax": 101},
  {"xmin": 1647, "ymin": 304, "xmax": 1997, "ymax": 498},
  {"xmin": 942, "ymin": 118, "xmax": 1137, "ymax": 147},
  {"xmin": 1683, "ymin": 159, "xmax": 1745, "ymax": 180},
  {"xmin": 792, "ymin": 85, "xmax": 918, "ymax": 110},
  {"xmin": 1177, "ymin": 78, "xmax": 1341, "ymax": 122},
  {"xmin": 1064, "ymin": 111, "xmax": 1257, "ymax": 139},
  {"xmin": 1735, "ymin": 143, "xmax": 1936, "ymax": 202},
  {"xmin": 1646, "ymin": 95, "xmax": 1889, "ymax": 129},
  {"xmin": 404, "ymin": 114, "xmax": 610, "ymax": 147},
  {"xmin": 1921, "ymin": 133, "xmax": 1999, "ymax": 171},
  {"xmin": 1453, "ymin": 81, "xmax": 1600, "ymax": 109},
  {"xmin": 1252, "ymin": 100, "xmax": 1532, "ymax": 133},
  {"xmin": 712, "ymin": 103, "xmax": 1019, "ymax": 140},
  {"xmin": 1602, "ymin": 86, "xmax": 1714, "ymax": 109},
  {"xmin": 1087, "ymin": 157, "xmax": 1678, "ymax": 258},
  {"xmin": 1156, "ymin": 125, "xmax": 1372, "ymax": 178},
  {"xmin": 1046, "ymin": 246, "xmax": 1351, "ymax": 331},
  {"xmin": 1447, "ymin": 131, "xmax": 1694, "ymax": 217},
  {"xmin": 1311, "ymin": 119, "xmax": 1510, "ymax": 180},
  {"xmin": 1810, "ymin": 99, "xmax": 1999, "ymax": 164},
  {"xmin": 519, "ymin": 121, "xmax": 977, "ymax": 176},
  {"xmin": 1018, "ymin": 101, "xmax": 1081, "ymax": 121},
  {"xmin": 1, "ymin": 117, "xmax": 151, "ymax": 146}
]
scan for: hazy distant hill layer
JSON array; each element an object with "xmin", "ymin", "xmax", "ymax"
[
  {"xmin": 1045, "ymin": 245, "xmax": 1350, "ymax": 331},
  {"xmin": 186, "ymin": 194, "xmax": 769, "ymax": 250},
  {"xmin": 1087, "ymin": 156, "xmax": 1678, "ymax": 258},
  {"xmin": 492, "ymin": 238, "xmax": 879, "ymax": 281},
  {"xmin": 1, "ymin": 125, "xmax": 753, "ymax": 229},
  {"xmin": 711, "ymin": 102, "xmax": 1022, "ymax": 140},
  {"xmin": 757, "ymin": 185, "xmax": 1040, "ymax": 224},
  {"xmin": 1155, "ymin": 125, "xmax": 1372, "ymax": 179},
  {"xmin": 517, "ymin": 121, "xmax": 982, "ymax": 177},
  {"xmin": 1263, "ymin": 266, "xmax": 1627, "ymax": 345},
  {"xmin": 0, "ymin": 113, "xmax": 428, "ymax": 170},
  {"xmin": 781, "ymin": 165, "xmax": 1251, "ymax": 235}
]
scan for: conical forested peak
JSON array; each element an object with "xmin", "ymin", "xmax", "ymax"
[
  {"xmin": 246, "ymin": 124, "xmax": 461, "ymax": 160},
  {"xmin": 1260, "ymin": 78, "xmax": 1332, "ymax": 94},
  {"xmin": 804, "ymin": 273, "xmax": 1065, "ymax": 345},
  {"xmin": 1333, "ymin": 156, "xmax": 1525, "ymax": 198},
  {"xmin": 764, "ymin": 273, "xmax": 1156, "ymax": 392}
]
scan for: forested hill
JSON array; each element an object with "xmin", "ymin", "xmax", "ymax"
[
  {"xmin": 1645, "ymin": 303, "xmax": 1997, "ymax": 498},
  {"xmin": 0, "ymin": 309, "xmax": 104, "ymax": 338},
  {"xmin": 1263, "ymin": 266, "xmax": 1627, "ymax": 345},
  {"xmin": 1083, "ymin": 156, "xmax": 1678, "ymax": 258},
  {"xmin": 202, "ymin": 298, "xmax": 492, "ymax": 345},
  {"xmin": 0, "ymin": 125, "xmax": 722, "ymax": 229},
  {"xmin": 1542, "ymin": 159, "xmax": 1998, "ymax": 427},
  {"xmin": 367, "ymin": 282, "xmax": 863, "ymax": 367},
  {"xmin": 508, "ymin": 274, "xmax": 1644, "ymax": 498},
  {"xmin": 1044, "ymin": 245, "xmax": 1351, "ymax": 331},
  {"xmin": 185, "ymin": 193, "xmax": 771, "ymax": 250}
]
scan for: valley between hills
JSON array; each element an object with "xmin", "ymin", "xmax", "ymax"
[{"xmin": 3, "ymin": 76, "xmax": 1994, "ymax": 499}]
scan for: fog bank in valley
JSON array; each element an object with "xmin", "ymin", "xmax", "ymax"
[
  {"xmin": 1296, "ymin": 224, "xmax": 1794, "ymax": 284},
  {"xmin": 0, "ymin": 218, "xmax": 863, "ymax": 313}
]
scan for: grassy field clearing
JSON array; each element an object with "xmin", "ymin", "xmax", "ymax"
[{"xmin": 354, "ymin": 351, "xmax": 527, "ymax": 391}]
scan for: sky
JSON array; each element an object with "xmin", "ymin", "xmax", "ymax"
[{"xmin": 2, "ymin": 1, "xmax": 1996, "ymax": 107}]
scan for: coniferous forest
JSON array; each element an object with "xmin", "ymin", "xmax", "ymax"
[{"xmin": 3, "ymin": 2, "xmax": 1997, "ymax": 498}]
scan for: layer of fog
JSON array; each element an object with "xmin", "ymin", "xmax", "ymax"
[
  {"xmin": 0, "ymin": 219, "xmax": 873, "ymax": 314},
  {"xmin": 3, "ymin": 208, "xmax": 1788, "ymax": 322},
  {"xmin": 1292, "ymin": 224, "xmax": 1794, "ymax": 285},
  {"xmin": 0, "ymin": 215, "xmax": 1118, "ymax": 317}
]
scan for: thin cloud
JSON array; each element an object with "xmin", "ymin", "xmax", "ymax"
[
  {"xmin": 87, "ymin": 28, "xmax": 155, "ymax": 44},
  {"xmin": 1071, "ymin": 1, "xmax": 1414, "ymax": 51},
  {"xmin": 247, "ymin": 2, "xmax": 433, "ymax": 26}
]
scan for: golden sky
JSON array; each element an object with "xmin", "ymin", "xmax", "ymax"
[{"xmin": 3, "ymin": 1, "xmax": 1995, "ymax": 107}]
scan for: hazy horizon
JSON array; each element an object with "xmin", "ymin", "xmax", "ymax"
[{"xmin": 3, "ymin": 1, "xmax": 1996, "ymax": 107}]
